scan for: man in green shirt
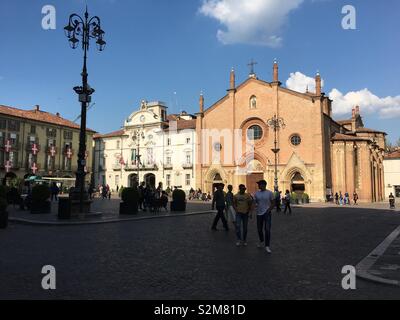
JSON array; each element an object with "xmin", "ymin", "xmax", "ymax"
[{"xmin": 233, "ymin": 184, "xmax": 253, "ymax": 246}]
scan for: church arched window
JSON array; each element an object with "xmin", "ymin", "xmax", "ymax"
[{"xmin": 249, "ymin": 96, "xmax": 257, "ymax": 109}]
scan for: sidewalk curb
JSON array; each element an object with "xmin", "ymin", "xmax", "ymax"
[
  {"xmin": 9, "ymin": 210, "xmax": 214, "ymax": 227},
  {"xmin": 356, "ymin": 225, "xmax": 400, "ymax": 287}
]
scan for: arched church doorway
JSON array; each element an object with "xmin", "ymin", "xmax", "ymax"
[
  {"xmin": 245, "ymin": 159, "xmax": 264, "ymax": 195},
  {"xmin": 144, "ymin": 173, "xmax": 156, "ymax": 190},
  {"xmin": 212, "ymin": 173, "xmax": 223, "ymax": 193},
  {"xmin": 291, "ymin": 172, "xmax": 305, "ymax": 194}
]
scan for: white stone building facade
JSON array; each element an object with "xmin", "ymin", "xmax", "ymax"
[
  {"xmin": 384, "ymin": 149, "xmax": 400, "ymax": 198},
  {"xmin": 94, "ymin": 101, "xmax": 196, "ymax": 193}
]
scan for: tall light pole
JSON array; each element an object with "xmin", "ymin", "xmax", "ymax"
[
  {"xmin": 132, "ymin": 126, "xmax": 145, "ymax": 186},
  {"xmin": 64, "ymin": 7, "xmax": 106, "ymax": 212},
  {"xmin": 267, "ymin": 115, "xmax": 285, "ymax": 192}
]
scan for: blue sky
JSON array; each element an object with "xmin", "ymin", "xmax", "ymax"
[{"xmin": 0, "ymin": 0, "xmax": 399, "ymax": 142}]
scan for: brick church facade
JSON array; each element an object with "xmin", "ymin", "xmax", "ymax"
[{"xmin": 195, "ymin": 61, "xmax": 385, "ymax": 202}]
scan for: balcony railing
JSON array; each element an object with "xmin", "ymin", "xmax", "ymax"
[
  {"xmin": 182, "ymin": 162, "xmax": 193, "ymax": 169},
  {"xmin": 113, "ymin": 164, "xmax": 123, "ymax": 171},
  {"xmin": 163, "ymin": 163, "xmax": 173, "ymax": 170}
]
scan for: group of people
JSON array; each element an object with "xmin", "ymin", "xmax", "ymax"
[
  {"xmin": 138, "ymin": 182, "xmax": 169, "ymax": 212},
  {"xmin": 331, "ymin": 191, "xmax": 358, "ymax": 205},
  {"xmin": 97, "ymin": 184, "xmax": 112, "ymax": 200},
  {"xmin": 211, "ymin": 180, "xmax": 291, "ymax": 254},
  {"xmin": 188, "ymin": 188, "xmax": 212, "ymax": 202}
]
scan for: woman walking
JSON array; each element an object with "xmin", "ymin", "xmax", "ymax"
[{"xmin": 283, "ymin": 190, "xmax": 292, "ymax": 215}]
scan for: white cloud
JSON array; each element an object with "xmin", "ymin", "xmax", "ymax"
[
  {"xmin": 199, "ymin": 0, "xmax": 304, "ymax": 46},
  {"xmin": 329, "ymin": 88, "xmax": 400, "ymax": 118},
  {"xmin": 286, "ymin": 71, "xmax": 400, "ymax": 118},
  {"xmin": 286, "ymin": 71, "xmax": 324, "ymax": 93}
]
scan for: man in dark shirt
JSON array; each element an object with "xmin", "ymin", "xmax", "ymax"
[{"xmin": 211, "ymin": 184, "xmax": 229, "ymax": 231}]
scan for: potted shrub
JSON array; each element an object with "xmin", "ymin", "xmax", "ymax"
[
  {"xmin": 171, "ymin": 188, "xmax": 186, "ymax": 212},
  {"xmin": 290, "ymin": 192, "xmax": 297, "ymax": 204},
  {"xmin": 120, "ymin": 187, "xmax": 139, "ymax": 215},
  {"xmin": 30, "ymin": 184, "xmax": 51, "ymax": 214},
  {"xmin": 0, "ymin": 197, "xmax": 8, "ymax": 229},
  {"xmin": 302, "ymin": 193, "xmax": 310, "ymax": 204}
]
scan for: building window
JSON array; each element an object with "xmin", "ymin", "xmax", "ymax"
[
  {"xmin": 166, "ymin": 174, "xmax": 171, "ymax": 187},
  {"xmin": 30, "ymin": 125, "xmax": 36, "ymax": 134},
  {"xmin": 186, "ymin": 154, "xmax": 191, "ymax": 164},
  {"xmin": 290, "ymin": 134, "xmax": 302, "ymax": 146},
  {"xmin": 0, "ymin": 132, "xmax": 5, "ymax": 147},
  {"xmin": 115, "ymin": 175, "xmax": 120, "ymax": 186},
  {"xmin": 7, "ymin": 151, "xmax": 19, "ymax": 168},
  {"xmin": 185, "ymin": 174, "xmax": 191, "ymax": 186},
  {"xmin": 247, "ymin": 125, "xmax": 263, "ymax": 140},
  {"xmin": 147, "ymin": 148, "xmax": 153, "ymax": 164},
  {"xmin": 47, "ymin": 139, "xmax": 56, "ymax": 147},
  {"xmin": 167, "ymin": 138, "xmax": 171, "ymax": 146},
  {"xmin": 116, "ymin": 140, "xmax": 120, "ymax": 149},
  {"xmin": 8, "ymin": 133, "xmax": 19, "ymax": 146},
  {"xmin": 64, "ymin": 130, "xmax": 73, "ymax": 140},
  {"xmin": 186, "ymin": 137, "xmax": 191, "ymax": 144},
  {"xmin": 63, "ymin": 142, "xmax": 72, "ymax": 171},
  {"xmin": 27, "ymin": 135, "xmax": 37, "ymax": 147},
  {"xmin": 27, "ymin": 152, "xmax": 37, "ymax": 170},
  {"xmin": 0, "ymin": 119, "xmax": 6, "ymax": 130},
  {"xmin": 46, "ymin": 128, "xmax": 57, "ymax": 138},
  {"xmin": 46, "ymin": 155, "xmax": 55, "ymax": 171},
  {"xmin": 250, "ymin": 96, "xmax": 257, "ymax": 109},
  {"xmin": 8, "ymin": 120, "xmax": 20, "ymax": 132},
  {"xmin": 166, "ymin": 156, "xmax": 172, "ymax": 165},
  {"xmin": 0, "ymin": 150, "xmax": 5, "ymax": 166}
]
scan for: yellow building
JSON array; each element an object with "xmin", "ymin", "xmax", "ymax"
[
  {"xmin": 195, "ymin": 61, "xmax": 385, "ymax": 202},
  {"xmin": 0, "ymin": 104, "xmax": 95, "ymax": 185}
]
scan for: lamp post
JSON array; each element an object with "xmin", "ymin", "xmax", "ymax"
[
  {"xmin": 267, "ymin": 115, "xmax": 285, "ymax": 192},
  {"xmin": 132, "ymin": 127, "xmax": 145, "ymax": 186},
  {"xmin": 64, "ymin": 7, "xmax": 106, "ymax": 212}
]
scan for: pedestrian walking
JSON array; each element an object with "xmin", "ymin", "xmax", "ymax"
[
  {"xmin": 389, "ymin": 193, "xmax": 395, "ymax": 209},
  {"xmin": 334, "ymin": 192, "xmax": 339, "ymax": 205},
  {"xmin": 225, "ymin": 185, "xmax": 236, "ymax": 228},
  {"xmin": 211, "ymin": 184, "xmax": 229, "ymax": 231},
  {"xmin": 50, "ymin": 182, "xmax": 59, "ymax": 202},
  {"xmin": 339, "ymin": 191, "xmax": 343, "ymax": 205},
  {"xmin": 274, "ymin": 190, "xmax": 282, "ymax": 212},
  {"xmin": 353, "ymin": 191, "xmax": 359, "ymax": 205},
  {"xmin": 254, "ymin": 180, "xmax": 275, "ymax": 254},
  {"xmin": 283, "ymin": 189, "xmax": 292, "ymax": 214},
  {"xmin": 233, "ymin": 184, "xmax": 253, "ymax": 246},
  {"xmin": 344, "ymin": 192, "xmax": 350, "ymax": 205}
]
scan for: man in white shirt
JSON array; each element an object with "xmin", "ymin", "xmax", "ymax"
[{"xmin": 254, "ymin": 180, "xmax": 275, "ymax": 253}]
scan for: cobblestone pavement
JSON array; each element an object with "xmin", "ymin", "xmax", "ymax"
[{"xmin": 1, "ymin": 206, "xmax": 400, "ymax": 299}]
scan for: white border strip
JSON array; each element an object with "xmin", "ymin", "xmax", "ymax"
[{"xmin": 356, "ymin": 225, "xmax": 400, "ymax": 286}]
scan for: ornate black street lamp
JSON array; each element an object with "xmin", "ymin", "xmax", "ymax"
[
  {"xmin": 132, "ymin": 126, "xmax": 145, "ymax": 186},
  {"xmin": 64, "ymin": 7, "xmax": 106, "ymax": 212},
  {"xmin": 267, "ymin": 115, "xmax": 285, "ymax": 192}
]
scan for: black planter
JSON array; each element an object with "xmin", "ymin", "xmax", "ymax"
[
  {"xmin": 30, "ymin": 201, "xmax": 51, "ymax": 214},
  {"xmin": 170, "ymin": 201, "xmax": 186, "ymax": 212},
  {"xmin": 0, "ymin": 210, "xmax": 8, "ymax": 229},
  {"xmin": 58, "ymin": 198, "xmax": 71, "ymax": 220},
  {"xmin": 119, "ymin": 202, "xmax": 138, "ymax": 215}
]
